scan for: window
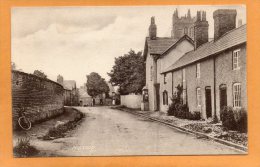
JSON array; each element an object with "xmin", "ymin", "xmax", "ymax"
[
  {"xmin": 182, "ymin": 69, "xmax": 186, "ymax": 82},
  {"xmin": 164, "ymin": 74, "xmax": 167, "ymax": 84},
  {"xmin": 150, "ymin": 66, "xmax": 153, "ymax": 81},
  {"xmin": 183, "ymin": 89, "xmax": 187, "ymax": 104},
  {"xmin": 184, "ymin": 27, "xmax": 188, "ymax": 34},
  {"xmin": 233, "ymin": 49, "xmax": 240, "ymax": 70},
  {"xmin": 163, "ymin": 91, "xmax": 168, "ymax": 105},
  {"xmin": 196, "ymin": 88, "xmax": 202, "ymax": 106},
  {"xmin": 233, "ymin": 83, "xmax": 242, "ymax": 108},
  {"xmin": 190, "ymin": 27, "xmax": 194, "ymax": 38},
  {"xmin": 196, "ymin": 63, "xmax": 200, "ymax": 78}
]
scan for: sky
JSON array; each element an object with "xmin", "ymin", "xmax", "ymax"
[{"xmin": 11, "ymin": 5, "xmax": 246, "ymax": 87}]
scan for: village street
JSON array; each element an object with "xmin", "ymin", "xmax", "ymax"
[{"xmin": 45, "ymin": 106, "xmax": 243, "ymax": 156}]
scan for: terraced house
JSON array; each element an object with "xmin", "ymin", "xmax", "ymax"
[{"xmin": 144, "ymin": 9, "xmax": 247, "ymax": 120}]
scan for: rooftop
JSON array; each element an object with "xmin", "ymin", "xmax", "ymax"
[{"xmin": 163, "ymin": 24, "xmax": 246, "ymax": 73}]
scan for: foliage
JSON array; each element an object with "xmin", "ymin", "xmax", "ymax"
[
  {"xmin": 108, "ymin": 49, "xmax": 145, "ymax": 95},
  {"xmin": 86, "ymin": 72, "xmax": 109, "ymax": 98},
  {"xmin": 33, "ymin": 70, "xmax": 47, "ymax": 78},
  {"xmin": 43, "ymin": 111, "xmax": 84, "ymax": 140},
  {"xmin": 220, "ymin": 106, "xmax": 247, "ymax": 132},
  {"xmin": 13, "ymin": 138, "xmax": 39, "ymax": 157},
  {"xmin": 167, "ymin": 84, "xmax": 201, "ymax": 120}
]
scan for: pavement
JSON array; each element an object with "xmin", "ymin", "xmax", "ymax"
[{"xmin": 48, "ymin": 106, "xmax": 244, "ymax": 156}]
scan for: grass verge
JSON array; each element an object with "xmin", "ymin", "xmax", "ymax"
[{"xmin": 42, "ymin": 109, "xmax": 84, "ymax": 140}]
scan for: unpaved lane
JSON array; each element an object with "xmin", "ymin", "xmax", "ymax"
[{"xmin": 52, "ymin": 106, "xmax": 243, "ymax": 156}]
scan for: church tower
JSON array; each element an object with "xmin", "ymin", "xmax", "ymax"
[{"xmin": 171, "ymin": 9, "xmax": 196, "ymax": 39}]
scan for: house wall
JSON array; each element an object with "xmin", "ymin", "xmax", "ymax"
[
  {"xmin": 185, "ymin": 59, "xmax": 215, "ymax": 119},
  {"xmin": 12, "ymin": 70, "xmax": 64, "ymax": 130},
  {"xmin": 145, "ymin": 50, "xmax": 156, "ymax": 111},
  {"xmin": 159, "ymin": 40, "xmax": 194, "ymax": 112},
  {"xmin": 215, "ymin": 44, "xmax": 247, "ymax": 118},
  {"xmin": 170, "ymin": 43, "xmax": 246, "ymax": 120}
]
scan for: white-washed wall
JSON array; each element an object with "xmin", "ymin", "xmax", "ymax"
[{"xmin": 120, "ymin": 94, "xmax": 142, "ymax": 109}]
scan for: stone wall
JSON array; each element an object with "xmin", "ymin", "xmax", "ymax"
[{"xmin": 12, "ymin": 70, "xmax": 64, "ymax": 130}]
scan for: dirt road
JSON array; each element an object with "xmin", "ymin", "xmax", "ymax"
[{"xmin": 48, "ymin": 106, "xmax": 243, "ymax": 156}]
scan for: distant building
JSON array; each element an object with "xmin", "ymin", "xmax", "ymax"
[
  {"xmin": 171, "ymin": 9, "xmax": 196, "ymax": 40},
  {"xmin": 57, "ymin": 75, "xmax": 79, "ymax": 106}
]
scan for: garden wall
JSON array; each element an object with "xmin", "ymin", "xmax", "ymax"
[
  {"xmin": 120, "ymin": 94, "xmax": 142, "ymax": 109},
  {"xmin": 12, "ymin": 70, "xmax": 64, "ymax": 130}
]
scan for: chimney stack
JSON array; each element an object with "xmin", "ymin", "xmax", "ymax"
[
  {"xmin": 194, "ymin": 11, "xmax": 209, "ymax": 49},
  {"xmin": 149, "ymin": 16, "xmax": 157, "ymax": 40},
  {"xmin": 213, "ymin": 9, "xmax": 237, "ymax": 40}
]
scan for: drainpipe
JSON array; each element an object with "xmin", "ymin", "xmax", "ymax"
[{"xmin": 213, "ymin": 56, "xmax": 217, "ymax": 121}]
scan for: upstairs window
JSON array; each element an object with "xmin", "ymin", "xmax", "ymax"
[
  {"xmin": 196, "ymin": 87, "xmax": 202, "ymax": 106},
  {"xmin": 233, "ymin": 49, "xmax": 240, "ymax": 70},
  {"xmin": 184, "ymin": 27, "xmax": 188, "ymax": 35},
  {"xmin": 233, "ymin": 83, "xmax": 242, "ymax": 108},
  {"xmin": 164, "ymin": 74, "xmax": 167, "ymax": 84},
  {"xmin": 196, "ymin": 63, "xmax": 200, "ymax": 78},
  {"xmin": 182, "ymin": 69, "xmax": 186, "ymax": 82}
]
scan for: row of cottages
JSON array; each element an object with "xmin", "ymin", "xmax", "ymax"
[{"xmin": 144, "ymin": 9, "xmax": 247, "ymax": 120}]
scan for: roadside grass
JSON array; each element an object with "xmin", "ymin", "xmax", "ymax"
[
  {"xmin": 13, "ymin": 137, "xmax": 39, "ymax": 157},
  {"xmin": 42, "ymin": 110, "xmax": 84, "ymax": 140}
]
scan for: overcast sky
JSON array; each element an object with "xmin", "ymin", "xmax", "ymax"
[{"xmin": 11, "ymin": 5, "xmax": 246, "ymax": 87}]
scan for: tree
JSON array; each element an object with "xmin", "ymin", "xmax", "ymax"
[
  {"xmin": 86, "ymin": 72, "xmax": 109, "ymax": 98},
  {"xmin": 108, "ymin": 49, "xmax": 145, "ymax": 95},
  {"xmin": 33, "ymin": 70, "xmax": 47, "ymax": 79}
]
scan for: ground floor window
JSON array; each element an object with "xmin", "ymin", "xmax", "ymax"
[
  {"xmin": 196, "ymin": 87, "xmax": 201, "ymax": 107},
  {"xmin": 163, "ymin": 90, "xmax": 168, "ymax": 105},
  {"xmin": 233, "ymin": 83, "xmax": 242, "ymax": 108}
]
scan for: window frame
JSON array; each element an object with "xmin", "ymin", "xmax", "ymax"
[
  {"xmin": 196, "ymin": 63, "xmax": 200, "ymax": 78},
  {"xmin": 164, "ymin": 74, "xmax": 167, "ymax": 84},
  {"xmin": 196, "ymin": 87, "xmax": 202, "ymax": 107},
  {"xmin": 182, "ymin": 68, "xmax": 186, "ymax": 82},
  {"xmin": 233, "ymin": 83, "xmax": 242, "ymax": 108},
  {"xmin": 232, "ymin": 49, "xmax": 240, "ymax": 70}
]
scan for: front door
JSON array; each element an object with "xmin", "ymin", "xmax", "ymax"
[
  {"xmin": 155, "ymin": 84, "xmax": 160, "ymax": 111},
  {"xmin": 219, "ymin": 84, "xmax": 227, "ymax": 118},
  {"xmin": 205, "ymin": 87, "xmax": 212, "ymax": 118}
]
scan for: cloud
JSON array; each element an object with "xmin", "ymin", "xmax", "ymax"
[{"xmin": 11, "ymin": 6, "xmax": 246, "ymax": 86}]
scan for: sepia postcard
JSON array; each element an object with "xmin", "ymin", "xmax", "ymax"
[{"xmin": 10, "ymin": 5, "xmax": 248, "ymax": 158}]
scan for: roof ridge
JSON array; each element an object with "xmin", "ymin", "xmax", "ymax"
[{"xmin": 214, "ymin": 24, "xmax": 246, "ymax": 42}]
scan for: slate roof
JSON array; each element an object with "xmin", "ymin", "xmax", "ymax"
[
  {"xmin": 162, "ymin": 24, "xmax": 246, "ymax": 73},
  {"xmin": 143, "ymin": 37, "xmax": 178, "ymax": 60},
  {"xmin": 143, "ymin": 35, "xmax": 194, "ymax": 61},
  {"xmin": 63, "ymin": 80, "xmax": 76, "ymax": 90}
]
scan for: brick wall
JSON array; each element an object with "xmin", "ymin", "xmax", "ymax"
[{"xmin": 12, "ymin": 70, "xmax": 64, "ymax": 130}]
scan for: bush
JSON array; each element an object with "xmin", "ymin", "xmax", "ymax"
[
  {"xmin": 167, "ymin": 85, "xmax": 201, "ymax": 120},
  {"xmin": 220, "ymin": 106, "xmax": 247, "ymax": 133},
  {"xmin": 13, "ymin": 138, "xmax": 39, "ymax": 157}
]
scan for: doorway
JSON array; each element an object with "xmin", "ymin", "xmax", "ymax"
[
  {"xmin": 219, "ymin": 84, "xmax": 227, "ymax": 119},
  {"xmin": 155, "ymin": 84, "xmax": 160, "ymax": 111},
  {"xmin": 205, "ymin": 86, "xmax": 212, "ymax": 118}
]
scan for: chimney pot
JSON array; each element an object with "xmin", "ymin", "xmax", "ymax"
[{"xmin": 213, "ymin": 9, "xmax": 237, "ymax": 40}]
